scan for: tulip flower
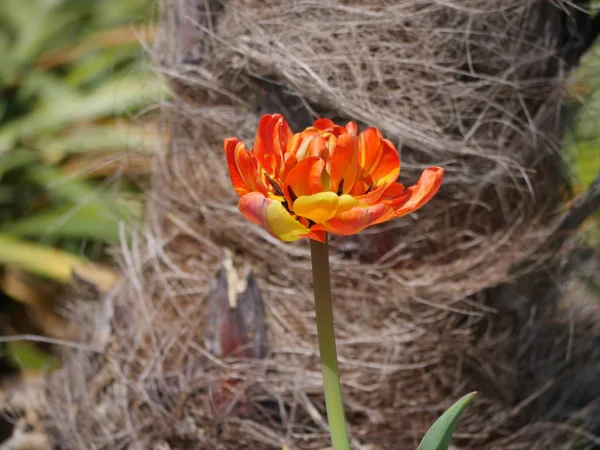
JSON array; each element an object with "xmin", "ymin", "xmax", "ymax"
[
  {"xmin": 224, "ymin": 114, "xmax": 443, "ymax": 243},
  {"xmin": 223, "ymin": 115, "xmax": 462, "ymax": 450}
]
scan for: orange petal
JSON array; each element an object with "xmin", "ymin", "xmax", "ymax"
[
  {"xmin": 314, "ymin": 119, "xmax": 353, "ymax": 137},
  {"xmin": 283, "ymin": 156, "xmax": 325, "ymax": 203},
  {"xmin": 349, "ymin": 180, "xmax": 369, "ymax": 196},
  {"xmin": 345, "ymin": 122, "xmax": 358, "ymax": 136},
  {"xmin": 283, "ymin": 151, "xmax": 297, "ymax": 180},
  {"xmin": 314, "ymin": 118, "xmax": 336, "ymax": 130},
  {"xmin": 347, "ymin": 180, "xmax": 389, "ymax": 205},
  {"xmin": 354, "ymin": 182, "xmax": 390, "ymax": 205},
  {"xmin": 285, "ymin": 133, "xmax": 302, "ymax": 156},
  {"xmin": 234, "ymin": 140, "xmax": 268, "ymax": 196},
  {"xmin": 390, "ymin": 166, "xmax": 444, "ymax": 219},
  {"xmin": 307, "ymin": 135, "xmax": 328, "ymax": 158},
  {"xmin": 379, "ymin": 183, "xmax": 408, "ymax": 206},
  {"xmin": 238, "ymin": 192, "xmax": 271, "ymax": 229},
  {"xmin": 224, "ymin": 138, "xmax": 267, "ymax": 196},
  {"xmin": 314, "ymin": 203, "xmax": 392, "ymax": 236},
  {"xmin": 358, "ymin": 127, "xmax": 384, "ymax": 178},
  {"xmin": 370, "ymin": 139, "xmax": 400, "ymax": 187},
  {"xmin": 296, "ymin": 217, "xmax": 327, "ymax": 242},
  {"xmin": 224, "ymin": 138, "xmax": 249, "ymax": 196},
  {"xmin": 294, "ymin": 131, "xmax": 318, "ymax": 161},
  {"xmin": 329, "ymin": 133, "xmax": 358, "ymax": 194},
  {"xmin": 306, "ymin": 229, "xmax": 326, "ymax": 243},
  {"xmin": 253, "ymin": 114, "xmax": 291, "ymax": 176}
]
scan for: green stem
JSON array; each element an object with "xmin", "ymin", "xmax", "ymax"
[{"xmin": 310, "ymin": 236, "xmax": 350, "ymax": 450}]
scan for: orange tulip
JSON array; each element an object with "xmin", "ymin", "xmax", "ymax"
[{"xmin": 224, "ymin": 114, "xmax": 443, "ymax": 243}]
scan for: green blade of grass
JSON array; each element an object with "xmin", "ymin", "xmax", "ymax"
[
  {"xmin": 0, "ymin": 233, "xmax": 118, "ymax": 291},
  {"xmin": 0, "ymin": 73, "xmax": 168, "ymax": 150},
  {"xmin": 65, "ymin": 46, "xmax": 140, "ymax": 87},
  {"xmin": 25, "ymin": 164, "xmax": 125, "ymax": 214},
  {"xmin": 0, "ymin": 149, "xmax": 39, "ymax": 177},
  {"xmin": 17, "ymin": 71, "xmax": 78, "ymax": 105},
  {"xmin": 2, "ymin": 203, "xmax": 123, "ymax": 244},
  {"xmin": 6, "ymin": 0, "xmax": 75, "ymax": 81},
  {"xmin": 6, "ymin": 340, "xmax": 59, "ymax": 372},
  {"xmin": 24, "ymin": 164, "xmax": 142, "ymax": 228},
  {"xmin": 0, "ymin": 233, "xmax": 82, "ymax": 283},
  {"xmin": 39, "ymin": 124, "xmax": 160, "ymax": 155}
]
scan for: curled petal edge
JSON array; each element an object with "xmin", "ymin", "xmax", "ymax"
[
  {"xmin": 390, "ymin": 166, "xmax": 444, "ymax": 219},
  {"xmin": 224, "ymin": 137, "xmax": 249, "ymax": 196},
  {"xmin": 238, "ymin": 192, "xmax": 325, "ymax": 242}
]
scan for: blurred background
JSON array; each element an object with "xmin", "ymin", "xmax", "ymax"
[
  {"xmin": 0, "ymin": 0, "xmax": 598, "ymax": 430},
  {"xmin": 0, "ymin": 0, "xmax": 166, "ymax": 386}
]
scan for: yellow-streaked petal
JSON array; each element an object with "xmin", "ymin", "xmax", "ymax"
[
  {"xmin": 253, "ymin": 114, "xmax": 290, "ymax": 177},
  {"xmin": 266, "ymin": 201, "xmax": 311, "ymax": 242},
  {"xmin": 224, "ymin": 137, "xmax": 249, "ymax": 196},
  {"xmin": 329, "ymin": 133, "xmax": 358, "ymax": 194},
  {"xmin": 284, "ymin": 156, "xmax": 325, "ymax": 201},
  {"xmin": 371, "ymin": 139, "xmax": 400, "ymax": 187},
  {"xmin": 337, "ymin": 194, "xmax": 358, "ymax": 214},
  {"xmin": 292, "ymin": 192, "xmax": 340, "ymax": 223},
  {"xmin": 238, "ymin": 192, "xmax": 270, "ymax": 228},
  {"xmin": 314, "ymin": 203, "xmax": 393, "ymax": 236},
  {"xmin": 294, "ymin": 131, "xmax": 318, "ymax": 161},
  {"xmin": 389, "ymin": 166, "xmax": 444, "ymax": 219},
  {"xmin": 358, "ymin": 127, "xmax": 383, "ymax": 177}
]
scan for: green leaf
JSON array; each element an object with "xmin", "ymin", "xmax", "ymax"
[
  {"xmin": 25, "ymin": 164, "xmax": 123, "ymax": 213},
  {"xmin": 417, "ymin": 392, "xmax": 476, "ymax": 450},
  {"xmin": 568, "ymin": 140, "xmax": 600, "ymax": 188},
  {"xmin": 65, "ymin": 46, "xmax": 140, "ymax": 87},
  {"xmin": 6, "ymin": 340, "xmax": 58, "ymax": 371},
  {"xmin": 16, "ymin": 71, "xmax": 78, "ymax": 105},
  {"xmin": 0, "ymin": 233, "xmax": 119, "ymax": 292},
  {"xmin": 0, "ymin": 72, "xmax": 167, "ymax": 150},
  {"xmin": 2, "ymin": 203, "xmax": 124, "ymax": 245},
  {"xmin": 0, "ymin": 233, "xmax": 82, "ymax": 283},
  {"xmin": 39, "ymin": 124, "xmax": 159, "ymax": 155},
  {"xmin": 0, "ymin": 149, "xmax": 39, "ymax": 177}
]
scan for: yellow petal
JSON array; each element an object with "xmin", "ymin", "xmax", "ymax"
[
  {"xmin": 337, "ymin": 194, "xmax": 358, "ymax": 214},
  {"xmin": 266, "ymin": 201, "xmax": 311, "ymax": 241},
  {"xmin": 293, "ymin": 192, "xmax": 340, "ymax": 223}
]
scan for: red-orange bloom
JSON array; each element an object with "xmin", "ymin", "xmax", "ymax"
[{"xmin": 224, "ymin": 114, "xmax": 443, "ymax": 243}]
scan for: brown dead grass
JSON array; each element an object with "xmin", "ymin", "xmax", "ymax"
[{"xmin": 42, "ymin": 1, "xmax": 600, "ymax": 449}]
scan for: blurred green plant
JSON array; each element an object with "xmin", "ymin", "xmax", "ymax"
[
  {"xmin": 564, "ymin": 42, "xmax": 600, "ymax": 301},
  {"xmin": 565, "ymin": 40, "xmax": 600, "ymax": 240},
  {"xmin": 0, "ymin": 0, "xmax": 166, "ymax": 374}
]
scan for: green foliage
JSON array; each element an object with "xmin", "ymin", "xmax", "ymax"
[
  {"xmin": 0, "ymin": 0, "xmax": 163, "ymax": 374},
  {"xmin": 0, "ymin": 0, "xmax": 150, "ymax": 85},
  {"xmin": 566, "ymin": 42, "xmax": 600, "ymax": 189},
  {"xmin": 417, "ymin": 392, "xmax": 476, "ymax": 450},
  {"xmin": 0, "ymin": 0, "xmax": 160, "ymax": 269},
  {"xmin": 5, "ymin": 340, "xmax": 59, "ymax": 371},
  {"xmin": 565, "ymin": 43, "xmax": 600, "ymax": 252}
]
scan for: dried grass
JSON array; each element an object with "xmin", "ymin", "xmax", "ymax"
[{"xmin": 43, "ymin": 1, "xmax": 600, "ymax": 449}]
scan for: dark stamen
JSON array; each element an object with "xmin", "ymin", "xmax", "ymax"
[
  {"xmin": 365, "ymin": 183, "xmax": 374, "ymax": 194},
  {"xmin": 337, "ymin": 179, "xmax": 344, "ymax": 196},
  {"xmin": 307, "ymin": 219, "xmax": 316, "ymax": 228},
  {"xmin": 265, "ymin": 174, "xmax": 284, "ymax": 197},
  {"xmin": 287, "ymin": 185, "xmax": 298, "ymax": 202}
]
